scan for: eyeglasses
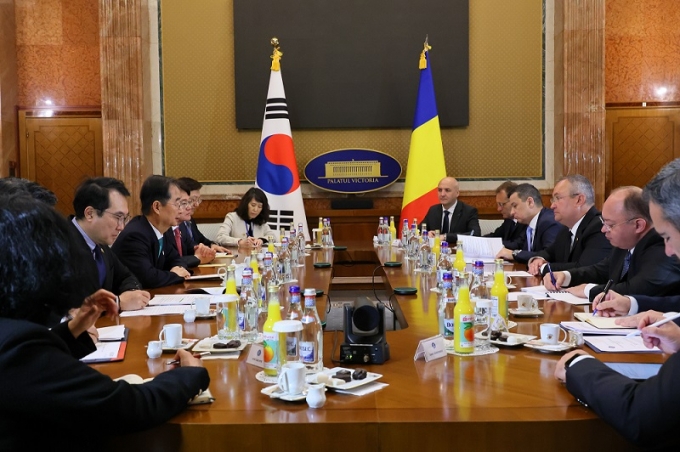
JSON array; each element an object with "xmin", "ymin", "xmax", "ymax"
[
  {"xmin": 599, "ymin": 216, "xmax": 637, "ymax": 232},
  {"xmin": 496, "ymin": 200, "xmax": 509, "ymax": 208},
  {"xmin": 101, "ymin": 210, "xmax": 131, "ymax": 226},
  {"xmin": 189, "ymin": 197, "xmax": 202, "ymax": 207},
  {"xmin": 166, "ymin": 201, "xmax": 190, "ymax": 210},
  {"xmin": 550, "ymin": 193, "xmax": 579, "ymax": 204}
]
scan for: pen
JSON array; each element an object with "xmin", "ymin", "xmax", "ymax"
[
  {"xmin": 547, "ymin": 263, "xmax": 557, "ymax": 288},
  {"xmin": 626, "ymin": 312, "xmax": 680, "ymax": 337},
  {"xmin": 166, "ymin": 351, "xmax": 210, "ymax": 365},
  {"xmin": 593, "ymin": 279, "xmax": 614, "ymax": 316}
]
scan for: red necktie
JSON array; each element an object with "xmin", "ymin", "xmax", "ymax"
[{"xmin": 174, "ymin": 228, "xmax": 183, "ymax": 256}]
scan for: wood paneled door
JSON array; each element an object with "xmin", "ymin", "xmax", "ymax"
[
  {"xmin": 19, "ymin": 110, "xmax": 103, "ymax": 216},
  {"xmin": 606, "ymin": 107, "xmax": 680, "ymax": 196}
]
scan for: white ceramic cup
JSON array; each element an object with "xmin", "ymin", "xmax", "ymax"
[
  {"xmin": 539, "ymin": 323, "xmax": 567, "ymax": 345},
  {"xmin": 277, "ymin": 362, "xmax": 307, "ymax": 394},
  {"xmin": 146, "ymin": 340, "xmax": 163, "ymax": 359},
  {"xmin": 195, "ymin": 297, "xmax": 211, "ymax": 315},
  {"xmin": 183, "ymin": 308, "xmax": 196, "ymax": 323},
  {"xmin": 517, "ymin": 294, "xmax": 539, "ymax": 311},
  {"xmin": 159, "ymin": 323, "xmax": 183, "ymax": 348}
]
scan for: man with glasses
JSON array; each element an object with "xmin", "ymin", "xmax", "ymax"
[
  {"xmin": 527, "ymin": 175, "xmax": 611, "ymax": 276},
  {"xmin": 545, "ymin": 186, "xmax": 680, "ymax": 301},
  {"xmin": 484, "ymin": 181, "xmax": 527, "ymax": 249},
  {"xmin": 112, "ymin": 175, "xmax": 191, "ymax": 288},
  {"xmin": 177, "ymin": 177, "xmax": 229, "ymax": 253},
  {"xmin": 71, "ymin": 178, "xmax": 150, "ymax": 311}
]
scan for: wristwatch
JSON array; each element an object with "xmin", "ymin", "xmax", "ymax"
[
  {"xmin": 563, "ymin": 353, "xmax": 582, "ymax": 369},
  {"xmin": 512, "ymin": 249, "xmax": 520, "ymax": 257}
]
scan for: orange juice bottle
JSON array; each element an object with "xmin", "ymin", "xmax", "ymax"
[
  {"xmin": 263, "ymin": 285, "xmax": 283, "ymax": 376},
  {"xmin": 454, "ymin": 278, "xmax": 474, "ymax": 354},
  {"xmin": 490, "ymin": 258, "xmax": 509, "ymax": 322},
  {"xmin": 223, "ymin": 264, "xmax": 238, "ymax": 332},
  {"xmin": 453, "ymin": 240, "xmax": 466, "ymax": 278}
]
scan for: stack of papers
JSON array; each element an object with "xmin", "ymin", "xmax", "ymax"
[
  {"xmin": 585, "ymin": 335, "xmax": 662, "ymax": 353},
  {"xmin": 561, "ymin": 321, "xmax": 634, "ymax": 336},
  {"xmin": 97, "ymin": 325, "xmax": 127, "ymax": 341},
  {"xmin": 120, "ymin": 305, "xmax": 193, "ymax": 317},
  {"xmin": 520, "ymin": 286, "xmax": 590, "ymax": 305},
  {"xmin": 456, "ymin": 236, "xmax": 503, "ymax": 262},
  {"xmin": 149, "ymin": 294, "xmax": 214, "ymax": 306}
]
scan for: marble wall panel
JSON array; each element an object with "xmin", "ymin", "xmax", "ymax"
[{"xmin": 0, "ymin": 0, "xmax": 19, "ymax": 176}]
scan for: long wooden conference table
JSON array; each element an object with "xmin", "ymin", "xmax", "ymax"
[{"xmin": 96, "ymin": 244, "xmax": 663, "ymax": 451}]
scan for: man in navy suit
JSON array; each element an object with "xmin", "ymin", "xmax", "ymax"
[
  {"xmin": 177, "ymin": 177, "xmax": 229, "ymax": 253},
  {"xmin": 554, "ymin": 159, "xmax": 680, "ymax": 448},
  {"xmin": 112, "ymin": 175, "xmax": 190, "ymax": 289},
  {"xmin": 484, "ymin": 181, "xmax": 527, "ymax": 249},
  {"xmin": 527, "ymin": 175, "xmax": 611, "ymax": 276},
  {"xmin": 496, "ymin": 183, "xmax": 565, "ymax": 264},
  {"xmin": 424, "ymin": 177, "xmax": 481, "ymax": 243}
]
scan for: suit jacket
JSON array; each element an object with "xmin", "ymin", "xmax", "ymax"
[
  {"xmin": 566, "ymin": 354, "xmax": 680, "ymax": 448},
  {"xmin": 422, "ymin": 201, "xmax": 482, "ymax": 244},
  {"xmin": 568, "ymin": 229, "xmax": 680, "ymax": 301},
  {"xmin": 164, "ymin": 224, "xmax": 200, "ymax": 268},
  {"xmin": 633, "ymin": 293, "xmax": 680, "ymax": 313},
  {"xmin": 531, "ymin": 206, "xmax": 611, "ymax": 274},
  {"xmin": 0, "ymin": 317, "xmax": 209, "ymax": 451},
  {"xmin": 513, "ymin": 208, "xmax": 565, "ymax": 264},
  {"xmin": 216, "ymin": 211, "xmax": 273, "ymax": 246},
  {"xmin": 484, "ymin": 218, "xmax": 527, "ymax": 250},
  {"xmin": 111, "ymin": 216, "xmax": 187, "ymax": 289},
  {"xmin": 186, "ymin": 218, "xmax": 213, "ymax": 247}
]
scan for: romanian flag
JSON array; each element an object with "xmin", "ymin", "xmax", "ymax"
[
  {"xmin": 255, "ymin": 40, "xmax": 309, "ymax": 240},
  {"xmin": 400, "ymin": 46, "xmax": 447, "ymax": 232}
]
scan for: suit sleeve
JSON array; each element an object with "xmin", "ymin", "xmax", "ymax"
[
  {"xmin": 108, "ymin": 249, "xmax": 142, "ymax": 293},
  {"xmin": 636, "ymin": 294, "xmax": 680, "ymax": 312},
  {"xmin": 49, "ymin": 321, "xmax": 96, "ymax": 358},
  {"xmin": 513, "ymin": 220, "xmax": 562, "ymax": 264},
  {"xmin": 566, "ymin": 355, "xmax": 680, "ymax": 446},
  {"xmin": 566, "ymin": 257, "xmax": 611, "ymax": 291},
  {"xmin": 1, "ymin": 324, "xmax": 210, "ymax": 435},
  {"xmin": 216, "ymin": 213, "xmax": 240, "ymax": 246},
  {"xmin": 191, "ymin": 220, "xmax": 214, "ymax": 247},
  {"xmin": 465, "ymin": 205, "xmax": 481, "ymax": 237}
]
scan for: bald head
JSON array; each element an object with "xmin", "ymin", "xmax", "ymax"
[{"xmin": 437, "ymin": 177, "xmax": 459, "ymax": 209}]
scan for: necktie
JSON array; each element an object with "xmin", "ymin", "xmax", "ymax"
[
  {"xmin": 568, "ymin": 231, "xmax": 575, "ymax": 253},
  {"xmin": 526, "ymin": 226, "xmax": 534, "ymax": 252},
  {"xmin": 174, "ymin": 228, "xmax": 183, "ymax": 256},
  {"xmin": 620, "ymin": 251, "xmax": 631, "ymax": 280},
  {"xmin": 442, "ymin": 211, "xmax": 450, "ymax": 234},
  {"xmin": 184, "ymin": 221, "xmax": 194, "ymax": 241},
  {"xmin": 93, "ymin": 246, "xmax": 106, "ymax": 287},
  {"xmin": 158, "ymin": 237, "xmax": 164, "ymax": 258},
  {"xmin": 247, "ymin": 222, "xmax": 253, "ymax": 237}
]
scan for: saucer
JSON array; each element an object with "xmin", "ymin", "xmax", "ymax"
[
  {"xmin": 161, "ymin": 338, "xmax": 198, "ymax": 352},
  {"xmin": 480, "ymin": 332, "xmax": 536, "ymax": 347},
  {"xmin": 193, "ymin": 336, "xmax": 247, "ymax": 353},
  {"xmin": 195, "ymin": 309, "xmax": 216, "ymax": 320},
  {"xmin": 509, "ymin": 308, "xmax": 544, "ymax": 318},
  {"xmin": 261, "ymin": 384, "xmax": 327, "ymax": 402},
  {"xmin": 524, "ymin": 340, "xmax": 573, "ymax": 353}
]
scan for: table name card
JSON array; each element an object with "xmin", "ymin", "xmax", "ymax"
[
  {"xmin": 414, "ymin": 334, "xmax": 446, "ymax": 362},
  {"xmin": 246, "ymin": 343, "xmax": 265, "ymax": 368}
]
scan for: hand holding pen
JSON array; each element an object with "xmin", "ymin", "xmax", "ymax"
[
  {"xmin": 633, "ymin": 311, "xmax": 680, "ymax": 354},
  {"xmin": 592, "ymin": 279, "xmax": 613, "ymax": 316},
  {"xmin": 166, "ymin": 350, "xmax": 208, "ymax": 367}
]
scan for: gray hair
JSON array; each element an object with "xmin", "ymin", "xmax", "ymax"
[
  {"xmin": 643, "ymin": 159, "xmax": 680, "ymax": 231},
  {"xmin": 557, "ymin": 175, "xmax": 595, "ymax": 205}
]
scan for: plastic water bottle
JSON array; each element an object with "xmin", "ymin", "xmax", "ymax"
[{"xmin": 300, "ymin": 288, "xmax": 323, "ymax": 372}]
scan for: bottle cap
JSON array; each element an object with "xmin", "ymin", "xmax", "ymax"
[
  {"xmin": 475, "ymin": 300, "xmax": 492, "ymax": 308},
  {"xmin": 289, "ymin": 285, "xmax": 300, "ymax": 294},
  {"xmin": 272, "ymin": 320, "xmax": 303, "ymax": 333},
  {"xmin": 303, "ymin": 288, "xmax": 316, "ymax": 296}
]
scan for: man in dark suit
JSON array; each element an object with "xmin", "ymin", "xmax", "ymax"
[
  {"xmin": 424, "ymin": 177, "xmax": 481, "ymax": 243},
  {"xmin": 71, "ymin": 178, "xmax": 150, "ymax": 311},
  {"xmin": 112, "ymin": 175, "xmax": 191, "ymax": 289},
  {"xmin": 484, "ymin": 181, "xmax": 527, "ymax": 249},
  {"xmin": 546, "ymin": 186, "xmax": 680, "ymax": 301},
  {"xmin": 554, "ymin": 160, "xmax": 680, "ymax": 448},
  {"xmin": 527, "ymin": 175, "xmax": 611, "ymax": 276},
  {"xmin": 496, "ymin": 183, "xmax": 565, "ymax": 264},
  {"xmin": 177, "ymin": 177, "xmax": 230, "ymax": 253}
]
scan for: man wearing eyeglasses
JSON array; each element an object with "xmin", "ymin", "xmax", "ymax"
[
  {"xmin": 545, "ymin": 186, "xmax": 680, "ymax": 301},
  {"xmin": 71, "ymin": 178, "xmax": 151, "ymax": 311},
  {"xmin": 177, "ymin": 177, "xmax": 229, "ymax": 253},
  {"xmin": 112, "ymin": 175, "xmax": 191, "ymax": 288},
  {"xmin": 484, "ymin": 181, "xmax": 527, "ymax": 249},
  {"xmin": 527, "ymin": 175, "xmax": 611, "ymax": 276}
]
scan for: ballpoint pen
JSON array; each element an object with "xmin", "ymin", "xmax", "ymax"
[
  {"xmin": 547, "ymin": 263, "xmax": 557, "ymax": 288},
  {"xmin": 626, "ymin": 311, "xmax": 680, "ymax": 337},
  {"xmin": 593, "ymin": 279, "xmax": 613, "ymax": 316},
  {"xmin": 166, "ymin": 351, "xmax": 211, "ymax": 365}
]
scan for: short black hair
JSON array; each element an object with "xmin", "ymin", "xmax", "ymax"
[
  {"xmin": 644, "ymin": 159, "xmax": 680, "ymax": 231},
  {"xmin": 512, "ymin": 183, "xmax": 543, "ymax": 207},
  {"xmin": 236, "ymin": 187, "xmax": 270, "ymax": 226},
  {"xmin": 73, "ymin": 177, "xmax": 130, "ymax": 219},
  {"xmin": 0, "ymin": 177, "xmax": 57, "ymax": 206},
  {"xmin": 140, "ymin": 175, "xmax": 179, "ymax": 216},
  {"xmin": 177, "ymin": 177, "xmax": 202, "ymax": 192},
  {"xmin": 495, "ymin": 181, "xmax": 518, "ymax": 196},
  {"xmin": 0, "ymin": 195, "xmax": 87, "ymax": 322}
]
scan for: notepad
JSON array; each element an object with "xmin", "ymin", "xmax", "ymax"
[
  {"xmin": 548, "ymin": 292, "xmax": 591, "ymax": 305},
  {"xmin": 81, "ymin": 341, "xmax": 127, "ymax": 363},
  {"xmin": 561, "ymin": 321, "xmax": 633, "ymax": 335},
  {"xmin": 97, "ymin": 325, "xmax": 127, "ymax": 341},
  {"xmin": 114, "ymin": 374, "xmax": 214, "ymax": 404},
  {"xmin": 585, "ymin": 335, "xmax": 662, "ymax": 353},
  {"xmin": 120, "ymin": 305, "xmax": 192, "ymax": 317},
  {"xmin": 149, "ymin": 294, "xmax": 215, "ymax": 306},
  {"xmin": 573, "ymin": 312, "xmax": 632, "ymax": 329}
]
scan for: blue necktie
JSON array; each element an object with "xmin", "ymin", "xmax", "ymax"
[
  {"xmin": 526, "ymin": 226, "xmax": 534, "ymax": 252},
  {"xmin": 93, "ymin": 246, "xmax": 106, "ymax": 287},
  {"xmin": 184, "ymin": 221, "xmax": 194, "ymax": 241},
  {"xmin": 620, "ymin": 251, "xmax": 631, "ymax": 279},
  {"xmin": 158, "ymin": 237, "xmax": 164, "ymax": 258}
]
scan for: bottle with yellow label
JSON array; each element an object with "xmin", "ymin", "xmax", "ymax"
[
  {"xmin": 453, "ymin": 240, "xmax": 466, "ymax": 278},
  {"xmin": 263, "ymin": 285, "xmax": 283, "ymax": 376},
  {"xmin": 454, "ymin": 278, "xmax": 474, "ymax": 354},
  {"xmin": 389, "ymin": 216, "xmax": 397, "ymax": 245},
  {"xmin": 490, "ymin": 258, "xmax": 509, "ymax": 322}
]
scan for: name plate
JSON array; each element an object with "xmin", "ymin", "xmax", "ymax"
[
  {"xmin": 414, "ymin": 334, "xmax": 447, "ymax": 362},
  {"xmin": 246, "ymin": 343, "xmax": 264, "ymax": 368}
]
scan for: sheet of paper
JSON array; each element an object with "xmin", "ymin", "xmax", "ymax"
[
  {"xmin": 456, "ymin": 235, "xmax": 503, "ymax": 260},
  {"xmin": 573, "ymin": 312, "xmax": 631, "ymax": 329},
  {"xmin": 187, "ymin": 274, "xmax": 222, "ymax": 280},
  {"xmin": 521, "ymin": 285, "xmax": 549, "ymax": 293},
  {"xmin": 548, "ymin": 292, "xmax": 591, "ymax": 305},
  {"xmin": 333, "ymin": 382, "xmax": 389, "ymax": 396},
  {"xmin": 97, "ymin": 325, "xmax": 126, "ymax": 341},
  {"xmin": 120, "ymin": 305, "xmax": 191, "ymax": 317},
  {"xmin": 585, "ymin": 335, "xmax": 662, "ymax": 353},
  {"xmin": 149, "ymin": 294, "xmax": 215, "ymax": 306},
  {"xmin": 505, "ymin": 271, "xmax": 533, "ymax": 278},
  {"xmin": 508, "ymin": 291, "xmax": 551, "ymax": 301},
  {"xmin": 561, "ymin": 321, "xmax": 633, "ymax": 335},
  {"xmin": 81, "ymin": 341, "xmax": 123, "ymax": 362}
]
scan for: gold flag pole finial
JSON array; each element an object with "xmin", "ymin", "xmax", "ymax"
[
  {"xmin": 419, "ymin": 35, "xmax": 431, "ymax": 70},
  {"xmin": 270, "ymin": 37, "xmax": 283, "ymax": 71}
]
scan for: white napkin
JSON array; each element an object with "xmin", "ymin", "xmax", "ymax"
[{"xmin": 333, "ymin": 382, "xmax": 388, "ymax": 396}]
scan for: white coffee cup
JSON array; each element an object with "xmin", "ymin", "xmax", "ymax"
[
  {"xmin": 277, "ymin": 362, "xmax": 307, "ymax": 394},
  {"xmin": 539, "ymin": 323, "xmax": 567, "ymax": 345},
  {"xmin": 517, "ymin": 294, "xmax": 539, "ymax": 311},
  {"xmin": 147, "ymin": 340, "xmax": 163, "ymax": 359},
  {"xmin": 195, "ymin": 297, "xmax": 211, "ymax": 315},
  {"xmin": 159, "ymin": 323, "xmax": 183, "ymax": 348},
  {"xmin": 183, "ymin": 308, "xmax": 196, "ymax": 323}
]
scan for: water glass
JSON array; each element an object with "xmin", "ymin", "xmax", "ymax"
[{"xmin": 474, "ymin": 300, "xmax": 492, "ymax": 351}]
